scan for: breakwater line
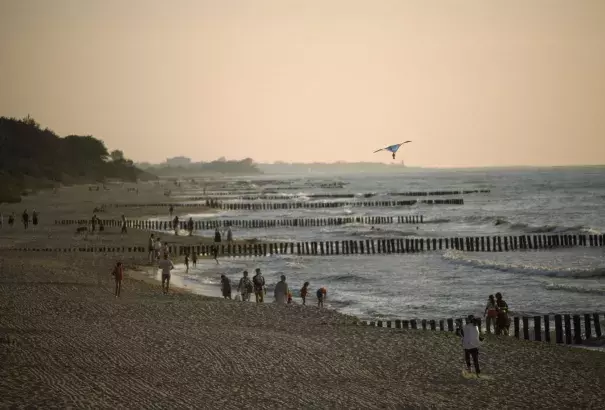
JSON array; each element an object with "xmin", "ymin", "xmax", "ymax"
[
  {"xmin": 8, "ymin": 233, "xmax": 605, "ymax": 256},
  {"xmin": 106, "ymin": 198, "xmax": 464, "ymax": 210},
  {"xmin": 363, "ymin": 312, "xmax": 605, "ymax": 347},
  {"xmin": 54, "ymin": 215, "xmax": 425, "ymax": 230},
  {"xmin": 180, "ymin": 189, "xmax": 490, "ymax": 200}
]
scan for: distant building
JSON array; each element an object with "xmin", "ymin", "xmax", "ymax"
[{"xmin": 165, "ymin": 156, "xmax": 192, "ymax": 166}]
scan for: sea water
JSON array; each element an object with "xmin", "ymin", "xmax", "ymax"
[{"xmin": 151, "ymin": 167, "xmax": 605, "ymax": 321}]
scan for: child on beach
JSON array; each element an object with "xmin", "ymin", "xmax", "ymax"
[
  {"xmin": 185, "ymin": 253, "xmax": 190, "ymax": 273},
  {"xmin": 192, "ymin": 252, "xmax": 197, "ymax": 268},
  {"xmin": 300, "ymin": 282, "xmax": 309, "ymax": 305},
  {"xmin": 111, "ymin": 261, "xmax": 124, "ymax": 297},
  {"xmin": 316, "ymin": 287, "xmax": 326, "ymax": 308},
  {"xmin": 458, "ymin": 315, "xmax": 483, "ymax": 377}
]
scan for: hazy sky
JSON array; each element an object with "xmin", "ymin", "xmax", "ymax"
[{"xmin": 1, "ymin": 0, "xmax": 604, "ymax": 166}]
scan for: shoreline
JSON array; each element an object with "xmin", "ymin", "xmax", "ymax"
[{"xmin": 135, "ymin": 260, "xmax": 605, "ymax": 353}]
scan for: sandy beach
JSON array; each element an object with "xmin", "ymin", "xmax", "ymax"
[{"xmin": 1, "ymin": 185, "xmax": 605, "ymax": 408}]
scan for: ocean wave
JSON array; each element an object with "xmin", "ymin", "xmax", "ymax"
[
  {"xmin": 508, "ymin": 222, "xmax": 584, "ymax": 234},
  {"xmin": 543, "ymin": 283, "xmax": 605, "ymax": 296},
  {"xmin": 442, "ymin": 251, "xmax": 605, "ymax": 278},
  {"xmin": 323, "ymin": 273, "xmax": 374, "ymax": 284}
]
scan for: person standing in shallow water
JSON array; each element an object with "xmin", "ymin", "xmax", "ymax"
[{"xmin": 111, "ymin": 261, "xmax": 124, "ymax": 297}]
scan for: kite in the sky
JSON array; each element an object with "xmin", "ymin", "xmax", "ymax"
[{"xmin": 373, "ymin": 141, "xmax": 412, "ymax": 160}]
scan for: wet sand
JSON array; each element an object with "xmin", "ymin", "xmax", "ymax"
[{"xmin": 1, "ymin": 184, "xmax": 605, "ymax": 408}]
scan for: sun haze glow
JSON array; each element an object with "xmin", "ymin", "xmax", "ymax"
[{"xmin": 1, "ymin": 0, "xmax": 604, "ymax": 167}]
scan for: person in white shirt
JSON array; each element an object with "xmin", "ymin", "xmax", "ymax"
[
  {"xmin": 158, "ymin": 254, "xmax": 174, "ymax": 294},
  {"xmin": 154, "ymin": 238, "xmax": 162, "ymax": 260},
  {"xmin": 459, "ymin": 315, "xmax": 483, "ymax": 376}
]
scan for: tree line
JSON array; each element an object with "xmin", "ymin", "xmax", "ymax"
[
  {"xmin": 0, "ymin": 115, "xmax": 155, "ymax": 203},
  {"xmin": 137, "ymin": 157, "xmax": 262, "ymax": 176}
]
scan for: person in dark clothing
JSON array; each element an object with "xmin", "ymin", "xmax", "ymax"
[
  {"xmin": 495, "ymin": 292, "xmax": 510, "ymax": 336},
  {"xmin": 22, "ymin": 210, "xmax": 29, "ymax": 229},
  {"xmin": 214, "ymin": 228, "xmax": 221, "ymax": 244},
  {"xmin": 32, "ymin": 210, "xmax": 38, "ymax": 229},
  {"xmin": 187, "ymin": 217, "xmax": 194, "ymax": 236},
  {"xmin": 220, "ymin": 274, "xmax": 232, "ymax": 299},
  {"xmin": 173, "ymin": 216, "xmax": 179, "ymax": 235}
]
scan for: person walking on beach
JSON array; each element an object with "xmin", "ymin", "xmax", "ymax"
[
  {"xmin": 227, "ymin": 227, "xmax": 233, "ymax": 242},
  {"xmin": 158, "ymin": 254, "xmax": 175, "ymax": 295},
  {"xmin": 459, "ymin": 315, "xmax": 483, "ymax": 377},
  {"xmin": 484, "ymin": 294, "xmax": 498, "ymax": 334},
  {"xmin": 32, "ymin": 210, "xmax": 38, "ymax": 230},
  {"xmin": 111, "ymin": 261, "xmax": 124, "ymax": 297},
  {"xmin": 253, "ymin": 268, "xmax": 266, "ymax": 303},
  {"xmin": 221, "ymin": 274, "xmax": 232, "ymax": 299},
  {"xmin": 148, "ymin": 234, "xmax": 155, "ymax": 263},
  {"xmin": 154, "ymin": 237, "xmax": 162, "ymax": 260},
  {"xmin": 212, "ymin": 244, "xmax": 220, "ymax": 265},
  {"xmin": 191, "ymin": 252, "xmax": 197, "ymax": 268},
  {"xmin": 187, "ymin": 217, "xmax": 194, "ymax": 236},
  {"xmin": 22, "ymin": 209, "xmax": 29, "ymax": 229},
  {"xmin": 214, "ymin": 228, "xmax": 222, "ymax": 244},
  {"xmin": 120, "ymin": 214, "xmax": 127, "ymax": 235},
  {"xmin": 300, "ymin": 282, "xmax": 310, "ymax": 305},
  {"xmin": 495, "ymin": 292, "xmax": 510, "ymax": 335},
  {"xmin": 173, "ymin": 216, "xmax": 179, "ymax": 235},
  {"xmin": 274, "ymin": 275, "xmax": 289, "ymax": 305},
  {"xmin": 8, "ymin": 212, "xmax": 15, "ymax": 228},
  {"xmin": 184, "ymin": 252, "xmax": 190, "ymax": 273},
  {"xmin": 237, "ymin": 271, "xmax": 253, "ymax": 301}
]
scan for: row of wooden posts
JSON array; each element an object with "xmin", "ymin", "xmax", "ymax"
[
  {"xmin": 181, "ymin": 189, "xmax": 491, "ymax": 200},
  {"xmin": 108, "ymin": 198, "xmax": 465, "ymax": 209},
  {"xmin": 54, "ymin": 215, "xmax": 425, "ymax": 230},
  {"xmin": 364, "ymin": 312, "xmax": 605, "ymax": 345},
  {"xmin": 9, "ymin": 234, "xmax": 605, "ymax": 256}
]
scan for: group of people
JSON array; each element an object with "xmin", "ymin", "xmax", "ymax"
[
  {"xmin": 147, "ymin": 233, "xmax": 172, "ymax": 263},
  {"xmin": 484, "ymin": 292, "xmax": 510, "ymax": 335},
  {"xmin": 220, "ymin": 270, "xmax": 327, "ymax": 307},
  {"xmin": 0, "ymin": 210, "xmax": 38, "ymax": 229},
  {"xmin": 453, "ymin": 292, "xmax": 511, "ymax": 378}
]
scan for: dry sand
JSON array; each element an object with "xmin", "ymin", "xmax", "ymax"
[{"xmin": 1, "ymin": 184, "xmax": 605, "ymax": 408}]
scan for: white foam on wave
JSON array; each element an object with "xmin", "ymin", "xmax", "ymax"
[{"xmin": 442, "ymin": 250, "xmax": 605, "ymax": 278}]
